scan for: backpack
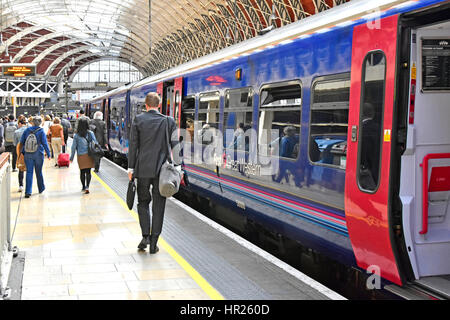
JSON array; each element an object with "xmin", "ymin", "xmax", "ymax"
[
  {"xmin": 5, "ymin": 123, "xmax": 17, "ymax": 143},
  {"xmin": 24, "ymin": 128, "xmax": 41, "ymax": 153}
]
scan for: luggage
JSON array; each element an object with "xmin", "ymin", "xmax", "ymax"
[
  {"xmin": 58, "ymin": 153, "xmax": 70, "ymax": 168},
  {"xmin": 159, "ymin": 117, "xmax": 182, "ymax": 198}
]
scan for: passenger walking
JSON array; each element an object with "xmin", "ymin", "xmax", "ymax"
[
  {"xmin": 14, "ymin": 116, "xmax": 28, "ymax": 192},
  {"xmin": 19, "ymin": 116, "xmax": 51, "ymax": 198},
  {"xmin": 90, "ymin": 111, "xmax": 108, "ymax": 173},
  {"xmin": 48, "ymin": 117, "xmax": 65, "ymax": 167},
  {"xmin": 60, "ymin": 115, "xmax": 72, "ymax": 154},
  {"xmin": 70, "ymin": 117, "xmax": 97, "ymax": 194},
  {"xmin": 3, "ymin": 115, "xmax": 18, "ymax": 172},
  {"xmin": 128, "ymin": 92, "xmax": 179, "ymax": 254}
]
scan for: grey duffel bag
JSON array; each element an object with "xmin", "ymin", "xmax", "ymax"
[{"xmin": 159, "ymin": 117, "xmax": 181, "ymax": 198}]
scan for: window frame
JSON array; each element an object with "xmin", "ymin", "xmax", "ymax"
[
  {"xmin": 308, "ymin": 73, "xmax": 351, "ymax": 170},
  {"xmin": 356, "ymin": 50, "xmax": 387, "ymax": 194},
  {"xmin": 196, "ymin": 91, "xmax": 221, "ymax": 146},
  {"xmin": 222, "ymin": 87, "xmax": 255, "ymax": 154},
  {"xmin": 196, "ymin": 91, "xmax": 221, "ymax": 123},
  {"xmin": 257, "ymin": 79, "xmax": 303, "ymax": 162}
]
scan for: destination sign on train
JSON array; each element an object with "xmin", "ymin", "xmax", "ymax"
[{"xmin": 1, "ymin": 64, "xmax": 36, "ymax": 77}]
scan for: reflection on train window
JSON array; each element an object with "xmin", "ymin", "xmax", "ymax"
[
  {"xmin": 197, "ymin": 92, "xmax": 220, "ymax": 145},
  {"xmin": 223, "ymin": 88, "xmax": 253, "ymax": 151},
  {"xmin": 182, "ymin": 96, "xmax": 195, "ymax": 142},
  {"xmin": 309, "ymin": 76, "xmax": 350, "ymax": 169},
  {"xmin": 358, "ymin": 51, "xmax": 386, "ymax": 192},
  {"xmin": 258, "ymin": 81, "xmax": 302, "ymax": 160}
]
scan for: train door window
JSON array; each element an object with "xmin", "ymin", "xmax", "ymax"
[
  {"xmin": 258, "ymin": 81, "xmax": 302, "ymax": 160},
  {"xmin": 357, "ymin": 51, "xmax": 386, "ymax": 192},
  {"xmin": 309, "ymin": 76, "xmax": 350, "ymax": 169},
  {"xmin": 197, "ymin": 92, "xmax": 220, "ymax": 145},
  {"xmin": 223, "ymin": 88, "xmax": 253, "ymax": 151},
  {"xmin": 181, "ymin": 95, "xmax": 195, "ymax": 142}
]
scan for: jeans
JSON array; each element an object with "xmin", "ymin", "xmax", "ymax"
[
  {"xmin": 24, "ymin": 153, "xmax": 45, "ymax": 195},
  {"xmin": 137, "ymin": 177, "xmax": 167, "ymax": 237}
]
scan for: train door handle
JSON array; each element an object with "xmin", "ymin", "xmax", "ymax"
[{"xmin": 351, "ymin": 125, "xmax": 358, "ymax": 142}]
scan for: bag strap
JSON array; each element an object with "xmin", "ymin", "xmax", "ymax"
[{"xmin": 165, "ymin": 116, "xmax": 174, "ymax": 164}]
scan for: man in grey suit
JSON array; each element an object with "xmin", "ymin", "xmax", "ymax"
[{"xmin": 128, "ymin": 92, "xmax": 178, "ymax": 254}]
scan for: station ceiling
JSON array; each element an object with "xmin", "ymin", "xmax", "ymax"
[{"xmin": 0, "ymin": 0, "xmax": 349, "ymax": 80}]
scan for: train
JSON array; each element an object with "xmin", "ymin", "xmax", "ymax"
[{"xmin": 86, "ymin": 0, "xmax": 450, "ymax": 297}]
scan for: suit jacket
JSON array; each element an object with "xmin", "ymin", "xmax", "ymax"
[{"xmin": 128, "ymin": 109, "xmax": 178, "ymax": 179}]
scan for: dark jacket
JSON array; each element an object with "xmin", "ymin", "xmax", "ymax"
[
  {"xmin": 91, "ymin": 119, "xmax": 107, "ymax": 146},
  {"xmin": 61, "ymin": 118, "xmax": 71, "ymax": 138},
  {"xmin": 128, "ymin": 109, "xmax": 178, "ymax": 178}
]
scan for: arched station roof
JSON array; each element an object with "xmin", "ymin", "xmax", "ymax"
[{"xmin": 0, "ymin": 0, "xmax": 349, "ymax": 79}]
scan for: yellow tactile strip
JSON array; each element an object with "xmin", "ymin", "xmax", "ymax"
[{"xmin": 9, "ymin": 158, "xmax": 214, "ymax": 300}]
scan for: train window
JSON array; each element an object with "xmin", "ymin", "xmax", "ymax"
[
  {"xmin": 309, "ymin": 76, "xmax": 350, "ymax": 169},
  {"xmin": 357, "ymin": 51, "xmax": 386, "ymax": 192},
  {"xmin": 258, "ymin": 81, "xmax": 302, "ymax": 160},
  {"xmin": 223, "ymin": 88, "xmax": 253, "ymax": 151},
  {"xmin": 197, "ymin": 92, "xmax": 220, "ymax": 145},
  {"xmin": 181, "ymin": 96, "xmax": 195, "ymax": 142}
]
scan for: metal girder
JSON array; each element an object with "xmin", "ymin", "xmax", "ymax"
[
  {"xmin": 45, "ymin": 46, "xmax": 143, "ymax": 78},
  {"xmin": 13, "ymin": 33, "xmax": 148, "ymax": 67}
]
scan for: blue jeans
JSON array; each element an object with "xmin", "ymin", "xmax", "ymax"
[{"xmin": 24, "ymin": 153, "xmax": 45, "ymax": 195}]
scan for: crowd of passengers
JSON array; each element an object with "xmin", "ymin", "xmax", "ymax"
[{"xmin": 0, "ymin": 110, "xmax": 108, "ymax": 197}]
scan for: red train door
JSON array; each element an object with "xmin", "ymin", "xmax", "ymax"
[
  {"xmin": 156, "ymin": 82, "xmax": 164, "ymax": 112},
  {"xmin": 345, "ymin": 15, "xmax": 403, "ymax": 285},
  {"xmin": 173, "ymin": 77, "xmax": 183, "ymax": 128}
]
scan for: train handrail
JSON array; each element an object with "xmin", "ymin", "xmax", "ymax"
[{"xmin": 419, "ymin": 153, "xmax": 450, "ymax": 235}]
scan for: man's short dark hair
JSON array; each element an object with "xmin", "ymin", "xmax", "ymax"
[
  {"xmin": 80, "ymin": 109, "xmax": 85, "ymax": 114},
  {"xmin": 8, "ymin": 114, "xmax": 14, "ymax": 121}
]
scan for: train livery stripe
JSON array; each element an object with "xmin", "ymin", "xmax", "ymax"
[
  {"xmin": 184, "ymin": 165, "xmax": 349, "ymax": 236},
  {"xmin": 92, "ymin": 172, "xmax": 225, "ymax": 300}
]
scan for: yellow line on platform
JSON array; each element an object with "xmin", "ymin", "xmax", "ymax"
[{"xmin": 92, "ymin": 172, "xmax": 224, "ymax": 300}]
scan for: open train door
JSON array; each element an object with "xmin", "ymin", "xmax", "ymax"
[
  {"xmin": 345, "ymin": 15, "xmax": 403, "ymax": 285},
  {"xmin": 156, "ymin": 82, "xmax": 164, "ymax": 113},
  {"xmin": 173, "ymin": 77, "xmax": 183, "ymax": 129},
  {"xmin": 398, "ymin": 14, "xmax": 450, "ymax": 293}
]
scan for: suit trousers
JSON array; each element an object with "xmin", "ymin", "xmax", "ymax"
[{"xmin": 136, "ymin": 177, "xmax": 167, "ymax": 237}]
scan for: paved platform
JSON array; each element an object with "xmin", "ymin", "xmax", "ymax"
[{"xmin": 8, "ymin": 150, "xmax": 345, "ymax": 300}]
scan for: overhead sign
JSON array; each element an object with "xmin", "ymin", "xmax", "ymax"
[
  {"xmin": 1, "ymin": 64, "xmax": 36, "ymax": 77},
  {"xmin": 95, "ymin": 82, "xmax": 108, "ymax": 87}
]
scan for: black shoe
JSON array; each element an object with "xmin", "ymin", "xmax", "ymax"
[
  {"xmin": 138, "ymin": 236, "xmax": 150, "ymax": 250},
  {"xmin": 150, "ymin": 245, "xmax": 159, "ymax": 254},
  {"xmin": 25, "ymin": 194, "xmax": 31, "ymax": 199},
  {"xmin": 149, "ymin": 235, "xmax": 159, "ymax": 254}
]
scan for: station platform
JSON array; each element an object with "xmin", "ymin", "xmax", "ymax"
[{"xmin": 8, "ymin": 153, "xmax": 345, "ymax": 301}]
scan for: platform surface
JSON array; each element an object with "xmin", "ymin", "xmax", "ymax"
[{"xmin": 9, "ymin": 150, "xmax": 344, "ymax": 300}]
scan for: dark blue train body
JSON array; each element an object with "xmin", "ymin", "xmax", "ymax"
[{"xmin": 87, "ymin": 0, "xmax": 450, "ymax": 286}]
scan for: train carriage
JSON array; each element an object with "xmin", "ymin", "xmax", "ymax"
[{"xmin": 89, "ymin": 0, "xmax": 450, "ymax": 297}]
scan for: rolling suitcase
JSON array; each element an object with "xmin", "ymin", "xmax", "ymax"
[{"xmin": 58, "ymin": 153, "xmax": 70, "ymax": 168}]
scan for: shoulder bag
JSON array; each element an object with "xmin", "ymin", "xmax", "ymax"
[
  {"xmin": 85, "ymin": 132, "xmax": 104, "ymax": 159},
  {"xmin": 159, "ymin": 117, "xmax": 182, "ymax": 198}
]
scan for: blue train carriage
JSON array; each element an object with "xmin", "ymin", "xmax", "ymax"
[{"xmin": 89, "ymin": 0, "xmax": 450, "ymax": 293}]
